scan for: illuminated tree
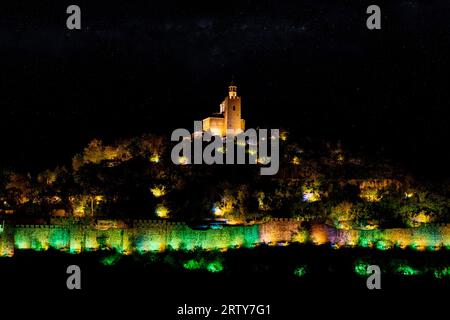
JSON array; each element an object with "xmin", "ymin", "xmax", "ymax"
[{"xmin": 5, "ymin": 172, "xmax": 33, "ymax": 205}]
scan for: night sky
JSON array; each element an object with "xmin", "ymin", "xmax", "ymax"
[{"xmin": 1, "ymin": 0, "xmax": 449, "ymax": 178}]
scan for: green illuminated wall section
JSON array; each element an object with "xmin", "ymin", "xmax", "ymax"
[{"xmin": 132, "ymin": 222, "xmax": 259, "ymax": 252}]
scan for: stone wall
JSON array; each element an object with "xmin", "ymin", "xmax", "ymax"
[{"xmin": 0, "ymin": 219, "xmax": 449, "ymax": 257}]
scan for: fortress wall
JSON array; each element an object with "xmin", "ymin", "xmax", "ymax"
[
  {"xmin": 130, "ymin": 222, "xmax": 260, "ymax": 252},
  {"xmin": 328, "ymin": 224, "xmax": 450, "ymax": 249},
  {"xmin": 0, "ymin": 225, "xmax": 14, "ymax": 257},
  {"xmin": 14, "ymin": 225, "xmax": 70, "ymax": 251},
  {"xmin": 259, "ymin": 218, "xmax": 303, "ymax": 244},
  {"xmin": 1, "ymin": 221, "xmax": 449, "ymax": 257}
]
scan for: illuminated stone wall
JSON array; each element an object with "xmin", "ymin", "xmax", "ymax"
[
  {"xmin": 313, "ymin": 224, "xmax": 450, "ymax": 250},
  {"xmin": 0, "ymin": 225, "xmax": 14, "ymax": 257},
  {"xmin": 1, "ymin": 220, "xmax": 449, "ymax": 257},
  {"xmin": 259, "ymin": 218, "xmax": 302, "ymax": 244},
  {"xmin": 6, "ymin": 220, "xmax": 261, "ymax": 255},
  {"xmin": 130, "ymin": 220, "xmax": 260, "ymax": 252},
  {"xmin": 262, "ymin": 220, "xmax": 450, "ymax": 250},
  {"xmin": 13, "ymin": 224, "xmax": 130, "ymax": 253}
]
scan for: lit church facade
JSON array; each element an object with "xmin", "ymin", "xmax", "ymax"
[{"xmin": 202, "ymin": 84, "xmax": 245, "ymax": 136}]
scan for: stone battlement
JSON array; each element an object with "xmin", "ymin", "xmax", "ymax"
[
  {"xmin": 133, "ymin": 220, "xmax": 187, "ymax": 226},
  {"xmin": 268, "ymin": 217, "xmax": 302, "ymax": 222},
  {"xmin": 15, "ymin": 224, "xmax": 65, "ymax": 229}
]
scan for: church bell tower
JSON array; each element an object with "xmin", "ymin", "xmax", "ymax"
[
  {"xmin": 202, "ymin": 82, "xmax": 246, "ymax": 136},
  {"xmin": 223, "ymin": 82, "xmax": 244, "ymax": 135}
]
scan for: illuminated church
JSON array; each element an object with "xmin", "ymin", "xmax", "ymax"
[{"xmin": 202, "ymin": 83, "xmax": 245, "ymax": 136}]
